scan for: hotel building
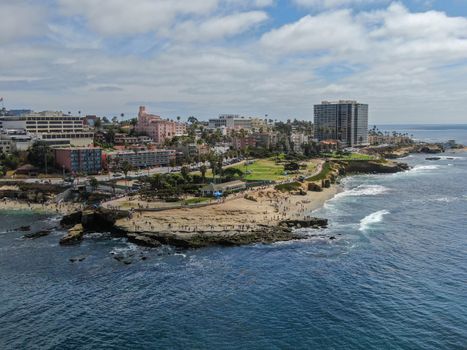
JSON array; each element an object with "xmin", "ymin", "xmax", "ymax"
[
  {"xmin": 1, "ymin": 111, "xmax": 94, "ymax": 147},
  {"xmin": 314, "ymin": 100, "xmax": 368, "ymax": 147},
  {"xmin": 135, "ymin": 106, "xmax": 187, "ymax": 145}
]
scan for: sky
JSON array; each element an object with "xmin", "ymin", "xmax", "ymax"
[{"xmin": 1, "ymin": 0, "xmax": 467, "ymax": 124}]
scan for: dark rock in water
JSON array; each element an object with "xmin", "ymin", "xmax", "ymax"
[
  {"xmin": 329, "ymin": 236, "xmax": 336, "ymax": 240},
  {"xmin": 420, "ymin": 145, "xmax": 444, "ymax": 154},
  {"xmin": 69, "ymin": 255, "xmax": 87, "ymax": 262},
  {"xmin": 141, "ymin": 256, "xmax": 148, "ymax": 261},
  {"xmin": 426, "ymin": 157, "xmax": 441, "ymax": 161},
  {"xmin": 60, "ymin": 224, "xmax": 84, "ymax": 245},
  {"xmin": 127, "ymin": 233, "xmax": 162, "ymax": 247},
  {"xmin": 24, "ymin": 229, "xmax": 51, "ymax": 239},
  {"xmin": 60, "ymin": 211, "xmax": 82, "ymax": 228},
  {"xmin": 112, "ymin": 253, "xmax": 133, "ymax": 265},
  {"xmin": 17, "ymin": 225, "xmax": 31, "ymax": 232},
  {"xmin": 81, "ymin": 208, "xmax": 128, "ymax": 233},
  {"xmin": 280, "ymin": 218, "xmax": 328, "ymax": 229}
]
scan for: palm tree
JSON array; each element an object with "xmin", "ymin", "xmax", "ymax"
[
  {"xmin": 200, "ymin": 165, "xmax": 207, "ymax": 183},
  {"xmin": 121, "ymin": 160, "xmax": 132, "ymax": 187}
]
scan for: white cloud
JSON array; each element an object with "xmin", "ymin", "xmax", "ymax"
[
  {"xmin": 293, "ymin": 0, "xmax": 386, "ymax": 9},
  {"xmin": 172, "ymin": 11, "xmax": 268, "ymax": 42},
  {"xmin": 260, "ymin": 10, "xmax": 367, "ymax": 53},
  {"xmin": 0, "ymin": 1, "xmax": 47, "ymax": 44},
  {"xmin": 3, "ymin": 1, "xmax": 467, "ymax": 123},
  {"xmin": 57, "ymin": 0, "xmax": 218, "ymax": 35}
]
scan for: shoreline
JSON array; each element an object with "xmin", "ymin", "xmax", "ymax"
[
  {"xmin": 2, "ymin": 157, "xmax": 411, "ymax": 248},
  {"xmin": 111, "ymin": 184, "xmax": 341, "ymax": 248},
  {"xmin": 0, "ymin": 198, "xmax": 84, "ymax": 215}
]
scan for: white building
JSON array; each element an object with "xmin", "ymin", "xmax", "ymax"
[
  {"xmin": 1, "ymin": 111, "xmax": 94, "ymax": 147},
  {"xmin": 105, "ymin": 149, "xmax": 177, "ymax": 169},
  {"xmin": 208, "ymin": 115, "xmax": 252, "ymax": 131},
  {"xmin": 1, "ymin": 129, "xmax": 34, "ymax": 152}
]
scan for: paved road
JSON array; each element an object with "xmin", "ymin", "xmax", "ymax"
[{"xmin": 0, "ymin": 160, "xmax": 246, "ymax": 186}]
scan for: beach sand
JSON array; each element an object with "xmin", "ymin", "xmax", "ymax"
[
  {"xmin": 0, "ymin": 199, "xmax": 84, "ymax": 215},
  {"xmin": 116, "ymin": 185, "xmax": 341, "ymax": 234}
]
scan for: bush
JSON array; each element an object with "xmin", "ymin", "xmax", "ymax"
[
  {"xmin": 275, "ymin": 182, "xmax": 301, "ymax": 192},
  {"xmin": 307, "ymin": 162, "xmax": 332, "ymax": 181}
]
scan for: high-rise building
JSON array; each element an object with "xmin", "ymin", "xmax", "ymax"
[{"xmin": 314, "ymin": 100, "xmax": 368, "ymax": 147}]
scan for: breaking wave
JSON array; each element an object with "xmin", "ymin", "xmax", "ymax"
[
  {"xmin": 359, "ymin": 210, "xmax": 390, "ymax": 232},
  {"xmin": 335, "ymin": 185, "xmax": 390, "ymax": 198},
  {"xmin": 412, "ymin": 165, "xmax": 440, "ymax": 171}
]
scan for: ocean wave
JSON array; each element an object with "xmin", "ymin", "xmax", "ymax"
[
  {"xmin": 110, "ymin": 243, "xmax": 139, "ymax": 256},
  {"xmin": 438, "ymin": 156, "xmax": 463, "ymax": 160},
  {"xmin": 335, "ymin": 184, "xmax": 390, "ymax": 198},
  {"xmin": 413, "ymin": 165, "xmax": 441, "ymax": 171},
  {"xmin": 359, "ymin": 210, "xmax": 390, "ymax": 232},
  {"xmin": 434, "ymin": 197, "xmax": 458, "ymax": 203}
]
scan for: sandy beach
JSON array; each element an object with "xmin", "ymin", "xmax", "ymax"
[
  {"xmin": 0, "ymin": 198, "xmax": 84, "ymax": 215},
  {"xmin": 116, "ymin": 185, "xmax": 341, "ymax": 234}
]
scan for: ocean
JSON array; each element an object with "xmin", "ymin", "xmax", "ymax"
[{"xmin": 1, "ymin": 125, "xmax": 466, "ymax": 349}]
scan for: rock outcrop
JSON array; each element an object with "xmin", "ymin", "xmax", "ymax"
[
  {"xmin": 336, "ymin": 160, "xmax": 409, "ymax": 174},
  {"xmin": 23, "ymin": 229, "xmax": 51, "ymax": 239},
  {"xmin": 59, "ymin": 224, "xmax": 84, "ymax": 245},
  {"xmin": 119, "ymin": 226, "xmax": 304, "ymax": 249},
  {"xmin": 279, "ymin": 218, "xmax": 328, "ymax": 229}
]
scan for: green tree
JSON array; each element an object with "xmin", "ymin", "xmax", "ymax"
[
  {"xmin": 121, "ymin": 160, "xmax": 133, "ymax": 185},
  {"xmin": 200, "ymin": 165, "xmax": 207, "ymax": 183},
  {"xmin": 187, "ymin": 116, "xmax": 198, "ymax": 124},
  {"xmin": 89, "ymin": 177, "xmax": 99, "ymax": 192},
  {"xmin": 27, "ymin": 142, "xmax": 53, "ymax": 171},
  {"xmin": 180, "ymin": 166, "xmax": 191, "ymax": 182}
]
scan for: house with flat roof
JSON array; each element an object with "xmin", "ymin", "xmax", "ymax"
[{"xmin": 200, "ymin": 180, "xmax": 246, "ymax": 196}]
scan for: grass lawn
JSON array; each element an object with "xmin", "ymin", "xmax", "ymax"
[
  {"xmin": 183, "ymin": 197, "xmax": 211, "ymax": 205},
  {"xmin": 230, "ymin": 159, "xmax": 288, "ymax": 181},
  {"xmin": 323, "ymin": 152, "xmax": 374, "ymax": 161},
  {"xmin": 307, "ymin": 162, "xmax": 332, "ymax": 181}
]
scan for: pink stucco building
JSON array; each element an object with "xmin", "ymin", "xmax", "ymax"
[{"xmin": 135, "ymin": 106, "xmax": 187, "ymax": 145}]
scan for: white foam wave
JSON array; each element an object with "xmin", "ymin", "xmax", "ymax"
[
  {"xmin": 412, "ymin": 165, "xmax": 440, "ymax": 171},
  {"xmin": 434, "ymin": 197, "xmax": 458, "ymax": 203},
  {"xmin": 438, "ymin": 156, "xmax": 463, "ymax": 160},
  {"xmin": 359, "ymin": 210, "xmax": 390, "ymax": 232},
  {"xmin": 335, "ymin": 185, "xmax": 389, "ymax": 199},
  {"xmin": 110, "ymin": 243, "xmax": 139, "ymax": 255}
]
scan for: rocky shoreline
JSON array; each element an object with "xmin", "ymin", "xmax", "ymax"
[
  {"xmin": 58, "ymin": 207, "xmax": 329, "ymax": 248},
  {"xmin": 54, "ymin": 159, "xmax": 408, "ymax": 249}
]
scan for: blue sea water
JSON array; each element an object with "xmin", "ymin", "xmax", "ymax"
[{"xmin": 1, "ymin": 126, "xmax": 466, "ymax": 349}]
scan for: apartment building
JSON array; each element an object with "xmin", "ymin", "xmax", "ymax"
[
  {"xmin": 314, "ymin": 100, "xmax": 369, "ymax": 147},
  {"xmin": 105, "ymin": 149, "xmax": 176, "ymax": 169},
  {"xmin": 54, "ymin": 147, "xmax": 102, "ymax": 174}
]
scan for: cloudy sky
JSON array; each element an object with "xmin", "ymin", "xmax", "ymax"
[{"xmin": 1, "ymin": 0, "xmax": 467, "ymax": 123}]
